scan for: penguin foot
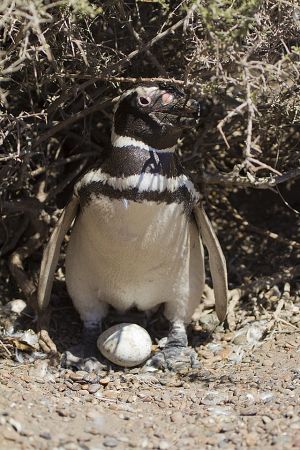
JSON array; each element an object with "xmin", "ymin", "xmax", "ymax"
[
  {"xmin": 61, "ymin": 344, "xmax": 106, "ymax": 372},
  {"xmin": 144, "ymin": 346, "xmax": 200, "ymax": 372}
]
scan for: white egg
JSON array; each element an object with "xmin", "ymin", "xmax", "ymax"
[{"xmin": 97, "ymin": 323, "xmax": 152, "ymax": 368}]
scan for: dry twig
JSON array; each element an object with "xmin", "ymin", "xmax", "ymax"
[{"xmin": 202, "ymin": 166, "xmax": 300, "ymax": 190}]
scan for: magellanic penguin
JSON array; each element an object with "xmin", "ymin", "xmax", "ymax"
[{"xmin": 38, "ymin": 83, "xmax": 228, "ymax": 371}]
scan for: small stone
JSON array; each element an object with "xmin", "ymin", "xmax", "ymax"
[
  {"xmin": 293, "ymin": 437, "xmax": 300, "ymax": 447},
  {"xmin": 3, "ymin": 429, "xmax": 22, "ymax": 442},
  {"xmin": 127, "ymin": 395, "xmax": 137, "ymax": 403},
  {"xmin": 0, "ymin": 416, "xmax": 6, "ymax": 426},
  {"xmin": 158, "ymin": 401, "xmax": 167, "ymax": 409},
  {"xmin": 262, "ymin": 415, "xmax": 272, "ymax": 424},
  {"xmin": 56, "ymin": 408, "xmax": 68, "ymax": 417},
  {"xmin": 88, "ymin": 384, "xmax": 101, "ymax": 394},
  {"xmin": 89, "ymin": 447, "xmax": 106, "ymax": 450},
  {"xmin": 240, "ymin": 407, "xmax": 257, "ymax": 416},
  {"xmin": 84, "ymin": 373, "xmax": 100, "ymax": 384},
  {"xmin": 39, "ymin": 431, "xmax": 52, "ymax": 440},
  {"xmin": 4, "ymin": 299, "xmax": 27, "ymax": 314},
  {"xmin": 79, "ymin": 389, "xmax": 90, "ymax": 396},
  {"xmin": 246, "ymin": 432, "xmax": 258, "ymax": 446},
  {"xmin": 69, "ymin": 382, "xmax": 81, "ymax": 391},
  {"xmin": 69, "ymin": 371, "xmax": 88, "ymax": 381},
  {"xmin": 103, "ymin": 390, "xmax": 118, "ymax": 399},
  {"xmin": 201, "ymin": 390, "xmax": 228, "ymax": 406},
  {"xmin": 20, "ymin": 429, "xmax": 34, "ymax": 437},
  {"xmin": 170, "ymin": 412, "xmax": 183, "ymax": 423},
  {"xmin": 140, "ymin": 438, "xmax": 150, "ymax": 448},
  {"xmin": 207, "ymin": 406, "xmax": 235, "ymax": 417},
  {"xmin": 9, "ymin": 418, "xmax": 22, "ymax": 433},
  {"xmin": 103, "ymin": 436, "xmax": 118, "ymax": 447},
  {"xmin": 86, "ymin": 426, "xmax": 100, "ymax": 435},
  {"xmin": 262, "ymin": 359, "xmax": 273, "ymax": 367},
  {"xmin": 63, "ymin": 444, "xmax": 81, "ymax": 450},
  {"xmin": 94, "ymin": 391, "xmax": 105, "ymax": 400},
  {"xmin": 259, "ymin": 391, "xmax": 274, "ymax": 403},
  {"xmin": 99, "ymin": 377, "xmax": 110, "ymax": 386}
]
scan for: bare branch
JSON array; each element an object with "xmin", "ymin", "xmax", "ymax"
[
  {"xmin": 33, "ymin": 98, "xmax": 113, "ymax": 149},
  {"xmin": 72, "ymin": 75, "xmax": 187, "ymax": 86},
  {"xmin": 48, "ymin": 11, "xmax": 195, "ymax": 115},
  {"xmin": 230, "ymin": 265, "xmax": 300, "ymax": 302},
  {"xmin": 217, "ymin": 102, "xmax": 247, "ymax": 149},
  {"xmin": 202, "ymin": 166, "xmax": 300, "ymax": 190}
]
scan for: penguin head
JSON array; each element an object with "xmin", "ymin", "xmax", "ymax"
[{"xmin": 112, "ymin": 84, "xmax": 200, "ymax": 150}]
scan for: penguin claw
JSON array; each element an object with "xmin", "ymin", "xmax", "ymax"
[
  {"xmin": 144, "ymin": 346, "xmax": 200, "ymax": 372},
  {"xmin": 61, "ymin": 345, "xmax": 106, "ymax": 372}
]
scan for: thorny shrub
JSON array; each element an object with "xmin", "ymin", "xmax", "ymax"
[{"xmin": 0, "ymin": 0, "xmax": 299, "ymax": 315}]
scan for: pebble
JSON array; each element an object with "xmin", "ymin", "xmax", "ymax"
[
  {"xmin": 69, "ymin": 383, "xmax": 81, "ymax": 391},
  {"xmin": 245, "ymin": 432, "xmax": 258, "ymax": 446},
  {"xmin": 4, "ymin": 299, "xmax": 27, "ymax": 314},
  {"xmin": 103, "ymin": 436, "xmax": 118, "ymax": 447},
  {"xmin": 84, "ymin": 373, "xmax": 101, "ymax": 384},
  {"xmin": 9, "ymin": 418, "xmax": 22, "ymax": 433},
  {"xmin": 103, "ymin": 390, "xmax": 118, "ymax": 399},
  {"xmin": 39, "ymin": 431, "xmax": 52, "ymax": 440},
  {"xmin": 240, "ymin": 407, "xmax": 257, "ymax": 416},
  {"xmin": 79, "ymin": 389, "xmax": 90, "ymax": 396},
  {"xmin": 259, "ymin": 392, "xmax": 274, "ymax": 403},
  {"xmin": 69, "ymin": 371, "xmax": 89, "ymax": 381},
  {"xmin": 56, "ymin": 408, "xmax": 69, "ymax": 417},
  {"xmin": 170, "ymin": 412, "xmax": 183, "ymax": 423},
  {"xmin": 88, "ymin": 384, "xmax": 101, "ymax": 394},
  {"xmin": 262, "ymin": 415, "xmax": 272, "ymax": 424},
  {"xmin": 61, "ymin": 444, "xmax": 81, "ymax": 450},
  {"xmin": 293, "ymin": 438, "xmax": 300, "ymax": 447},
  {"xmin": 3, "ymin": 429, "xmax": 22, "ymax": 443},
  {"xmin": 201, "ymin": 390, "xmax": 228, "ymax": 406},
  {"xmin": 207, "ymin": 406, "xmax": 235, "ymax": 417}
]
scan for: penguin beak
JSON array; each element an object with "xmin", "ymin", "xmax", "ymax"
[{"xmin": 150, "ymin": 93, "xmax": 200, "ymax": 128}]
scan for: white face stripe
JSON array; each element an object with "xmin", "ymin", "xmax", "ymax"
[
  {"xmin": 136, "ymin": 86, "xmax": 159, "ymax": 97},
  {"xmin": 75, "ymin": 168, "xmax": 200, "ymax": 201},
  {"xmin": 113, "ymin": 86, "xmax": 159, "ymax": 114},
  {"xmin": 111, "ymin": 129, "xmax": 176, "ymax": 153}
]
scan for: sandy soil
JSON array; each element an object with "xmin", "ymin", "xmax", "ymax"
[{"xmin": 1, "ymin": 309, "xmax": 300, "ymax": 450}]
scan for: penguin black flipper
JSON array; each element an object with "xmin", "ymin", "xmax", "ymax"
[
  {"xmin": 194, "ymin": 204, "xmax": 228, "ymax": 322},
  {"xmin": 38, "ymin": 196, "xmax": 79, "ymax": 311}
]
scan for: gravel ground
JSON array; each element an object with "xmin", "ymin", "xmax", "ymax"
[{"xmin": 1, "ymin": 304, "xmax": 300, "ymax": 450}]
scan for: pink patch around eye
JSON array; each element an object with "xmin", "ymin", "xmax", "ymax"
[{"xmin": 161, "ymin": 92, "xmax": 174, "ymax": 105}]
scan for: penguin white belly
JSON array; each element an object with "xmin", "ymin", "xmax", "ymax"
[{"xmin": 65, "ymin": 194, "xmax": 204, "ymax": 320}]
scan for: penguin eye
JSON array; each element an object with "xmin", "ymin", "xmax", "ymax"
[{"xmin": 138, "ymin": 96, "xmax": 151, "ymax": 107}]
